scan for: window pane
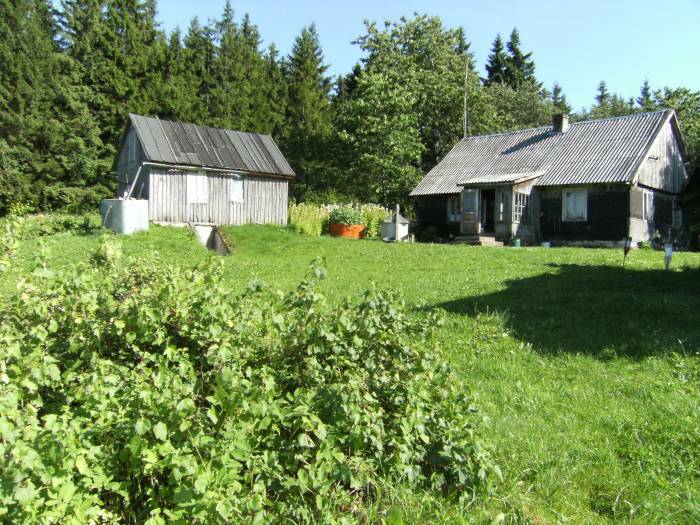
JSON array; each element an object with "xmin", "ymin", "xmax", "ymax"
[
  {"xmin": 230, "ymin": 175, "xmax": 244, "ymax": 202},
  {"xmin": 463, "ymin": 190, "xmax": 477, "ymax": 213},
  {"xmin": 187, "ymin": 172, "xmax": 208, "ymax": 204}
]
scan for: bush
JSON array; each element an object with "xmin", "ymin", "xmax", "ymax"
[
  {"xmin": 0, "ymin": 212, "xmax": 100, "ymax": 240},
  {"xmin": 0, "ymin": 242, "xmax": 496, "ymax": 523},
  {"xmin": 328, "ymin": 207, "xmax": 364, "ymax": 226}
]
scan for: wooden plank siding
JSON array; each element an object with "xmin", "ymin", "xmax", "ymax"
[
  {"xmin": 148, "ymin": 168, "xmax": 288, "ymax": 225},
  {"xmin": 116, "ymin": 127, "xmax": 143, "ymax": 196},
  {"xmin": 635, "ymin": 119, "xmax": 687, "ymax": 194}
]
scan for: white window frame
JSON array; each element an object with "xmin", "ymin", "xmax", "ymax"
[
  {"xmin": 643, "ymin": 189, "xmax": 654, "ymax": 222},
  {"xmin": 229, "ymin": 173, "xmax": 245, "ymax": 203},
  {"xmin": 561, "ymin": 188, "xmax": 587, "ymax": 222},
  {"xmin": 513, "ymin": 191, "xmax": 529, "ymax": 224},
  {"xmin": 186, "ymin": 172, "xmax": 208, "ymax": 204}
]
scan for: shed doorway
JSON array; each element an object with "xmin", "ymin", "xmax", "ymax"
[{"xmin": 480, "ymin": 189, "xmax": 495, "ymax": 233}]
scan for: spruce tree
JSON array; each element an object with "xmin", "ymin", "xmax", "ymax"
[
  {"xmin": 595, "ymin": 81, "xmax": 610, "ymax": 106},
  {"xmin": 503, "ymin": 28, "xmax": 537, "ymax": 89},
  {"xmin": 1, "ymin": 0, "xmax": 107, "ymax": 213},
  {"xmin": 260, "ymin": 43, "xmax": 288, "ymax": 137},
  {"xmin": 637, "ymin": 79, "xmax": 653, "ymax": 110},
  {"xmin": 210, "ymin": 1, "xmax": 242, "ymax": 128},
  {"xmin": 552, "ymin": 82, "xmax": 572, "ymax": 114},
  {"xmin": 158, "ymin": 27, "xmax": 201, "ymax": 121},
  {"xmin": 183, "ymin": 17, "xmax": 216, "ymax": 123},
  {"xmin": 282, "ymin": 24, "xmax": 332, "ymax": 198},
  {"xmin": 485, "ymin": 35, "xmax": 508, "ymax": 86}
]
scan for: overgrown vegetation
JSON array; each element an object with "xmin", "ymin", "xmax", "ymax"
[
  {"xmin": 2, "ymin": 222, "xmax": 700, "ymax": 522},
  {"xmin": 289, "ymin": 203, "xmax": 389, "ymax": 238},
  {"xmin": 0, "ymin": 229, "xmax": 495, "ymax": 523}
]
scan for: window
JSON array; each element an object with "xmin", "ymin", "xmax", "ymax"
[
  {"xmin": 230, "ymin": 174, "xmax": 244, "ymax": 203},
  {"xmin": 513, "ymin": 192, "xmax": 529, "ymax": 224},
  {"xmin": 562, "ymin": 189, "xmax": 587, "ymax": 221},
  {"xmin": 187, "ymin": 172, "xmax": 208, "ymax": 204},
  {"xmin": 643, "ymin": 189, "xmax": 654, "ymax": 222},
  {"xmin": 462, "ymin": 189, "xmax": 478, "ymax": 213},
  {"xmin": 447, "ymin": 195, "xmax": 460, "ymax": 222}
]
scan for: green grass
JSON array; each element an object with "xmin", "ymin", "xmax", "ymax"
[{"xmin": 4, "ymin": 224, "xmax": 700, "ymax": 523}]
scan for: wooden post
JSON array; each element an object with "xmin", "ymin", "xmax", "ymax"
[{"xmin": 395, "ymin": 204, "xmax": 400, "ymax": 242}]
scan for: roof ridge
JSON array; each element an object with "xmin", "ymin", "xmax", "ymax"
[
  {"xmin": 460, "ymin": 109, "xmax": 671, "ymax": 142},
  {"xmin": 130, "ymin": 113, "xmax": 274, "ymax": 139}
]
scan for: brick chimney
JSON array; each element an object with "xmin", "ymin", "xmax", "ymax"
[{"xmin": 552, "ymin": 113, "xmax": 570, "ymax": 133}]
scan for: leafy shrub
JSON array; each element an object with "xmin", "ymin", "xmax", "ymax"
[
  {"xmin": 0, "ymin": 212, "xmax": 100, "ymax": 241},
  {"xmin": 328, "ymin": 207, "xmax": 364, "ymax": 226},
  {"xmin": 360, "ymin": 204, "xmax": 389, "ymax": 239},
  {"xmin": 0, "ymin": 242, "xmax": 496, "ymax": 523}
]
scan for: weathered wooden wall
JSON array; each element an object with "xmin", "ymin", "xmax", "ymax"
[
  {"xmin": 512, "ymin": 179, "xmax": 540, "ymax": 244},
  {"xmin": 540, "ymin": 185, "xmax": 629, "ymax": 241},
  {"xmin": 148, "ymin": 168, "xmax": 288, "ymax": 225},
  {"xmin": 635, "ymin": 119, "xmax": 687, "ymax": 193},
  {"xmin": 116, "ymin": 127, "xmax": 143, "ymax": 196}
]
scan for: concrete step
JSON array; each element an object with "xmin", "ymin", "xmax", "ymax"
[
  {"xmin": 453, "ymin": 236, "xmax": 482, "ymax": 245},
  {"xmin": 479, "ymin": 235, "xmax": 504, "ymax": 247}
]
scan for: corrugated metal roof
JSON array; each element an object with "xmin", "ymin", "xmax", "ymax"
[
  {"xmin": 410, "ymin": 110, "xmax": 673, "ymax": 196},
  {"xmin": 128, "ymin": 114, "xmax": 295, "ymax": 177}
]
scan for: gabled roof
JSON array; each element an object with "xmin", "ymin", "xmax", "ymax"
[
  {"xmin": 410, "ymin": 110, "xmax": 679, "ymax": 196},
  {"xmin": 127, "ymin": 114, "xmax": 295, "ymax": 178}
]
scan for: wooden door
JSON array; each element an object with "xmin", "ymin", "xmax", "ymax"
[{"xmin": 461, "ymin": 188, "xmax": 480, "ymax": 235}]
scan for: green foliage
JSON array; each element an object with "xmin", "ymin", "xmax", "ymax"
[
  {"xmin": 503, "ymin": 28, "xmax": 538, "ymax": 90},
  {"xmin": 357, "ymin": 204, "xmax": 388, "ymax": 239},
  {"xmin": 282, "ymin": 24, "xmax": 334, "ymax": 199},
  {"xmin": 288, "ymin": 203, "xmax": 327, "ymax": 237},
  {"xmin": 328, "ymin": 206, "xmax": 364, "ymax": 226},
  {"xmin": 0, "ymin": 241, "xmax": 495, "ymax": 522},
  {"xmin": 289, "ymin": 203, "xmax": 391, "ymax": 238}
]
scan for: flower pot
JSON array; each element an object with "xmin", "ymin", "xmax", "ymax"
[{"xmin": 330, "ymin": 223, "xmax": 365, "ymax": 239}]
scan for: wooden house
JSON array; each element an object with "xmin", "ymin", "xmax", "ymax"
[
  {"xmin": 410, "ymin": 110, "xmax": 689, "ymax": 245},
  {"xmin": 115, "ymin": 114, "xmax": 295, "ymax": 225}
]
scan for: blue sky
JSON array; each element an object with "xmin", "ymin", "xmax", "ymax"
[{"xmin": 154, "ymin": 0, "xmax": 699, "ymax": 111}]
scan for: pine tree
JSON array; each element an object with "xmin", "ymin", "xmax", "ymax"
[
  {"xmin": 552, "ymin": 82, "xmax": 572, "ymax": 114},
  {"xmin": 282, "ymin": 24, "xmax": 332, "ymax": 198},
  {"xmin": 637, "ymin": 79, "xmax": 653, "ymax": 110},
  {"xmin": 503, "ymin": 28, "xmax": 537, "ymax": 89},
  {"xmin": 485, "ymin": 35, "xmax": 508, "ymax": 86}
]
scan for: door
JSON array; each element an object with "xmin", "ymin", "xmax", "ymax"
[
  {"xmin": 461, "ymin": 188, "xmax": 480, "ymax": 235},
  {"xmin": 481, "ymin": 189, "xmax": 495, "ymax": 232}
]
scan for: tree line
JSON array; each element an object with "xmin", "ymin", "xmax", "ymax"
[{"xmin": 1, "ymin": 1, "xmax": 698, "ymax": 215}]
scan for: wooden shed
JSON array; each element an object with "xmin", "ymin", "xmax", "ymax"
[{"xmin": 115, "ymin": 114, "xmax": 295, "ymax": 225}]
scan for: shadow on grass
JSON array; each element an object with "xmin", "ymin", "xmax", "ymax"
[{"xmin": 433, "ymin": 263, "xmax": 700, "ymax": 358}]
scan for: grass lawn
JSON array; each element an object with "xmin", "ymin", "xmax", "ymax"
[{"xmin": 5, "ymin": 224, "xmax": 700, "ymax": 523}]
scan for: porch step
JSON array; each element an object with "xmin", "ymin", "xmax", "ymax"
[
  {"xmin": 453, "ymin": 236, "xmax": 482, "ymax": 245},
  {"xmin": 479, "ymin": 235, "xmax": 504, "ymax": 247}
]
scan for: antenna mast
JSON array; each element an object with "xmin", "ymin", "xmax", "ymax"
[{"xmin": 463, "ymin": 57, "xmax": 469, "ymax": 139}]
